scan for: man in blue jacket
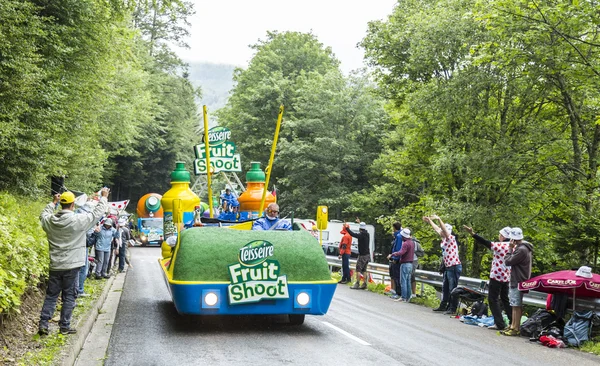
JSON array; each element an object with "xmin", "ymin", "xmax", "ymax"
[
  {"xmin": 95, "ymin": 217, "xmax": 120, "ymax": 279},
  {"xmin": 252, "ymin": 203, "xmax": 292, "ymax": 231}
]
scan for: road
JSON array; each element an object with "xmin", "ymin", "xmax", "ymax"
[{"xmin": 103, "ymin": 247, "xmax": 599, "ymax": 366}]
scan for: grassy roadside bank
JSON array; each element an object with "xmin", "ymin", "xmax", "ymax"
[{"xmin": 0, "ymin": 278, "xmax": 107, "ymax": 365}]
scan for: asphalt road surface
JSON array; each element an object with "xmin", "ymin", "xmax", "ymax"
[{"xmin": 104, "ymin": 247, "xmax": 600, "ymax": 366}]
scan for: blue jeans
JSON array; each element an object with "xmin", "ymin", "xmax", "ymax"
[
  {"xmin": 400, "ymin": 262, "xmax": 413, "ymax": 301},
  {"xmin": 77, "ymin": 255, "xmax": 88, "ymax": 294},
  {"xmin": 39, "ymin": 268, "xmax": 79, "ymax": 330},
  {"xmin": 341, "ymin": 254, "xmax": 351, "ymax": 281},
  {"xmin": 442, "ymin": 264, "xmax": 462, "ymax": 306}
]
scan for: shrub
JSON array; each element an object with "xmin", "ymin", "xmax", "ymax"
[{"xmin": 0, "ymin": 192, "xmax": 48, "ymax": 315}]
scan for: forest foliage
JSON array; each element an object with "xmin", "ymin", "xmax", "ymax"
[
  {"xmin": 0, "ymin": 0, "xmax": 199, "ymax": 315},
  {"xmin": 219, "ymin": 1, "xmax": 600, "ymax": 277}
]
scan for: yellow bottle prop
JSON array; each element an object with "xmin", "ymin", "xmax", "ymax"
[
  {"xmin": 161, "ymin": 162, "xmax": 200, "ymax": 259},
  {"xmin": 238, "ymin": 162, "xmax": 275, "ymax": 219}
]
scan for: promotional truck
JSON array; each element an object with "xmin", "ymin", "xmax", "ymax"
[
  {"xmin": 159, "ymin": 111, "xmax": 336, "ymax": 325},
  {"xmin": 136, "ymin": 193, "xmax": 164, "ymax": 246}
]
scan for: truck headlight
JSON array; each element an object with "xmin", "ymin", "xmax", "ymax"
[
  {"xmin": 202, "ymin": 290, "xmax": 220, "ymax": 309},
  {"xmin": 294, "ymin": 289, "xmax": 312, "ymax": 309}
]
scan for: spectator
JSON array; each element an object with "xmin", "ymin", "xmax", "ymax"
[
  {"xmin": 423, "ymin": 215, "xmax": 462, "ymax": 313},
  {"xmin": 38, "ymin": 188, "xmax": 108, "ymax": 336},
  {"xmin": 410, "ymin": 233, "xmax": 424, "ymax": 300},
  {"xmin": 502, "ymin": 227, "xmax": 533, "ymax": 336},
  {"xmin": 252, "ymin": 203, "xmax": 292, "ymax": 230},
  {"xmin": 118, "ymin": 218, "xmax": 133, "ymax": 273},
  {"xmin": 338, "ymin": 225, "xmax": 352, "ymax": 284},
  {"xmin": 95, "ymin": 217, "xmax": 120, "ymax": 279},
  {"xmin": 310, "ymin": 225, "xmax": 320, "ymax": 240},
  {"xmin": 464, "ymin": 225, "xmax": 512, "ymax": 330},
  {"xmin": 73, "ymin": 201, "xmax": 99, "ymax": 298},
  {"xmin": 390, "ymin": 228, "xmax": 415, "ymax": 302},
  {"xmin": 386, "ymin": 222, "xmax": 403, "ymax": 299},
  {"xmin": 346, "ymin": 222, "xmax": 371, "ymax": 290}
]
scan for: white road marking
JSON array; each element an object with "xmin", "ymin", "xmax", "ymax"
[{"xmin": 322, "ymin": 321, "xmax": 371, "ymax": 346}]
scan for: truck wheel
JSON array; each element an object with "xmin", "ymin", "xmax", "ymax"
[{"xmin": 288, "ymin": 314, "xmax": 305, "ymax": 325}]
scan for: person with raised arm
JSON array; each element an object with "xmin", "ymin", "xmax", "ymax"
[{"xmin": 423, "ymin": 215, "xmax": 462, "ymax": 314}]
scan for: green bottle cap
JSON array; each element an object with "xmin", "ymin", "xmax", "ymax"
[
  {"xmin": 145, "ymin": 195, "xmax": 161, "ymax": 212},
  {"xmin": 170, "ymin": 162, "xmax": 190, "ymax": 183},
  {"xmin": 246, "ymin": 162, "xmax": 265, "ymax": 183}
]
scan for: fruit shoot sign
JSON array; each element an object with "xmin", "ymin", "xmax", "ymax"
[
  {"xmin": 194, "ymin": 126, "xmax": 242, "ymax": 174},
  {"xmin": 227, "ymin": 240, "xmax": 289, "ymax": 305}
]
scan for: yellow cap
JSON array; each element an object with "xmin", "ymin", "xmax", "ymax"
[{"xmin": 60, "ymin": 191, "xmax": 75, "ymax": 204}]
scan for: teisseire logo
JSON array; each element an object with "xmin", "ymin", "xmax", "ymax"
[{"xmin": 228, "ymin": 240, "xmax": 289, "ymax": 305}]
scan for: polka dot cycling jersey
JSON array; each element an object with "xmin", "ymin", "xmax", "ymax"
[
  {"xmin": 441, "ymin": 235, "xmax": 461, "ymax": 267},
  {"xmin": 489, "ymin": 242, "xmax": 511, "ymax": 282}
]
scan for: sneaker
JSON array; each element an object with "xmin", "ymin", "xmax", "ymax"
[
  {"xmin": 103, "ymin": 275, "xmax": 111, "ymax": 279},
  {"xmin": 394, "ymin": 298, "xmax": 406, "ymax": 302},
  {"xmin": 337, "ymin": 280, "xmax": 347, "ymax": 284},
  {"xmin": 388, "ymin": 289, "xmax": 397, "ymax": 296},
  {"xmin": 60, "ymin": 328, "xmax": 77, "ymax": 335},
  {"xmin": 501, "ymin": 329, "xmax": 520, "ymax": 336},
  {"xmin": 410, "ymin": 294, "xmax": 417, "ymax": 299},
  {"xmin": 78, "ymin": 293, "xmax": 91, "ymax": 298},
  {"xmin": 444, "ymin": 309, "xmax": 456, "ymax": 315},
  {"xmin": 38, "ymin": 328, "xmax": 49, "ymax": 336},
  {"xmin": 432, "ymin": 306, "xmax": 446, "ymax": 312},
  {"xmin": 488, "ymin": 324, "xmax": 505, "ymax": 330},
  {"xmin": 390, "ymin": 294, "xmax": 400, "ymax": 300},
  {"xmin": 359, "ymin": 282, "xmax": 367, "ymax": 290},
  {"xmin": 350, "ymin": 282, "xmax": 359, "ymax": 289}
]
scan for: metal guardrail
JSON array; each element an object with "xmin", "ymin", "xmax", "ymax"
[{"xmin": 326, "ymin": 256, "xmax": 600, "ymax": 312}]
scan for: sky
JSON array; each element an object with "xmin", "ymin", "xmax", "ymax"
[{"xmin": 175, "ymin": 0, "xmax": 398, "ymax": 74}]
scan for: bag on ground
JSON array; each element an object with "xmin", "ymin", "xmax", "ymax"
[
  {"xmin": 470, "ymin": 300, "xmax": 489, "ymax": 317},
  {"xmin": 520, "ymin": 309, "xmax": 558, "ymax": 338},
  {"xmin": 564, "ymin": 310, "xmax": 595, "ymax": 347}
]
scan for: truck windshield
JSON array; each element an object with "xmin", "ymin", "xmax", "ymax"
[{"xmin": 141, "ymin": 220, "xmax": 162, "ymax": 228}]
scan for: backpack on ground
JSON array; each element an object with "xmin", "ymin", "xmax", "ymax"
[
  {"xmin": 564, "ymin": 310, "xmax": 596, "ymax": 347},
  {"xmin": 520, "ymin": 309, "xmax": 558, "ymax": 338},
  {"xmin": 470, "ymin": 300, "xmax": 489, "ymax": 317},
  {"xmin": 413, "ymin": 238, "xmax": 425, "ymax": 258}
]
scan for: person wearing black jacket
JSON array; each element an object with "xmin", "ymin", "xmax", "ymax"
[
  {"xmin": 464, "ymin": 225, "xmax": 513, "ymax": 330},
  {"xmin": 346, "ymin": 222, "xmax": 371, "ymax": 290}
]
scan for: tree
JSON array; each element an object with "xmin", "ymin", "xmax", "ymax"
[{"xmin": 217, "ymin": 31, "xmax": 340, "ymax": 171}]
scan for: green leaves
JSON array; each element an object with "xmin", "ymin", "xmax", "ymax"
[{"xmin": 0, "ymin": 192, "xmax": 47, "ymax": 315}]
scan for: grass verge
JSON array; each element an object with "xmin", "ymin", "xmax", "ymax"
[{"xmin": 17, "ymin": 278, "xmax": 106, "ymax": 365}]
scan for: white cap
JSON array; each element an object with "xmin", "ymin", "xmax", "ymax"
[
  {"xmin": 499, "ymin": 227, "xmax": 511, "ymax": 239},
  {"xmin": 359, "ymin": 222, "xmax": 367, "ymax": 229},
  {"xmin": 510, "ymin": 227, "xmax": 524, "ymax": 240},
  {"xmin": 576, "ymin": 266, "xmax": 592, "ymax": 278},
  {"xmin": 103, "ymin": 218, "xmax": 113, "ymax": 226},
  {"xmin": 400, "ymin": 228, "xmax": 411, "ymax": 239},
  {"xmin": 445, "ymin": 223, "xmax": 453, "ymax": 233}
]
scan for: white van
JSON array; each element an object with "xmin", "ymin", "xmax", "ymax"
[{"xmin": 294, "ymin": 219, "xmax": 375, "ymax": 261}]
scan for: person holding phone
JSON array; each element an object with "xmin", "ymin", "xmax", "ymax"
[{"xmin": 38, "ymin": 188, "xmax": 109, "ymax": 336}]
